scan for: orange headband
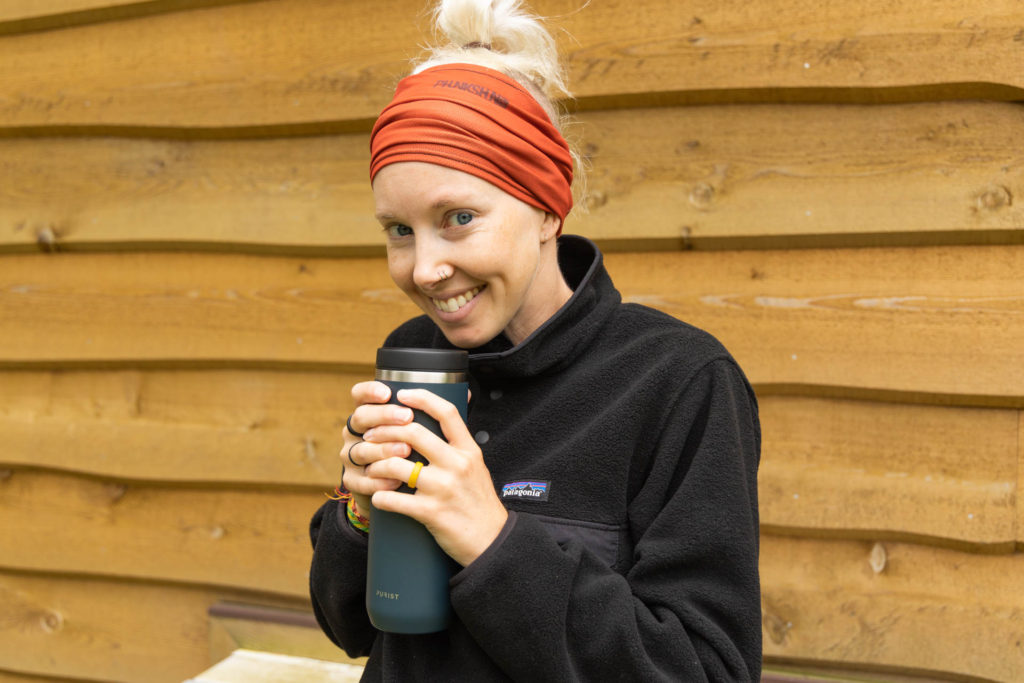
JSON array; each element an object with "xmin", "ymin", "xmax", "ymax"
[{"xmin": 370, "ymin": 63, "xmax": 574, "ymax": 225}]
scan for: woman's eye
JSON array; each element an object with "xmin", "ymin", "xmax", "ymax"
[
  {"xmin": 446, "ymin": 211, "xmax": 474, "ymax": 227},
  {"xmin": 385, "ymin": 224, "xmax": 413, "ymax": 238}
]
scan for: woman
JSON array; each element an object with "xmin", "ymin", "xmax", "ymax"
[{"xmin": 309, "ymin": 1, "xmax": 762, "ymax": 680}]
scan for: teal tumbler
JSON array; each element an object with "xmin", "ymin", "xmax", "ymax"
[{"xmin": 366, "ymin": 347, "xmax": 468, "ymax": 633}]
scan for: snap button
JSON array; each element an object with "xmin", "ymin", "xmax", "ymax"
[
  {"xmin": 474, "ymin": 430, "xmax": 490, "ymax": 444},
  {"xmin": 489, "ymin": 389, "xmax": 503, "ymax": 400}
]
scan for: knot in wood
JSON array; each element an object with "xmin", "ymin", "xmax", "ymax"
[
  {"xmin": 763, "ymin": 611, "xmax": 792, "ymax": 645},
  {"xmin": 975, "ymin": 185, "xmax": 1012, "ymax": 211},
  {"xmin": 35, "ymin": 225, "xmax": 61, "ymax": 252},
  {"xmin": 40, "ymin": 610, "xmax": 64, "ymax": 633},
  {"xmin": 688, "ymin": 182, "xmax": 715, "ymax": 209},
  {"xmin": 869, "ymin": 542, "xmax": 887, "ymax": 574},
  {"xmin": 106, "ymin": 484, "xmax": 128, "ymax": 503},
  {"xmin": 584, "ymin": 190, "xmax": 608, "ymax": 211}
]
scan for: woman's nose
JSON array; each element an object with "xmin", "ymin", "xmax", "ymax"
[{"xmin": 411, "ymin": 238, "xmax": 452, "ymax": 290}]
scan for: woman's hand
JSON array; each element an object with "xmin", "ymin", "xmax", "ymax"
[
  {"xmin": 362, "ymin": 388, "xmax": 508, "ymax": 567},
  {"xmin": 340, "ymin": 381, "xmax": 415, "ymax": 521}
]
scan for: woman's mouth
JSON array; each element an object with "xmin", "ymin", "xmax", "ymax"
[{"xmin": 432, "ymin": 286, "xmax": 484, "ymax": 313}]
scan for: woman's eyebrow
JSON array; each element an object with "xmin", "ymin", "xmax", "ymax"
[{"xmin": 375, "ymin": 196, "xmax": 470, "ymax": 222}]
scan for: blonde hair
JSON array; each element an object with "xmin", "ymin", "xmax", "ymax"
[{"xmin": 411, "ymin": 0, "xmax": 586, "ymax": 212}]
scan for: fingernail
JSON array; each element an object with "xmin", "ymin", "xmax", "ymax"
[
  {"xmin": 362, "ymin": 428, "xmax": 375, "ymax": 441},
  {"xmin": 396, "ymin": 408, "xmax": 413, "ymax": 422}
]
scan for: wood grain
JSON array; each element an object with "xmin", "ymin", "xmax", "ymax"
[
  {"xmin": 1, "ymin": 101, "xmax": 1020, "ymax": 255},
  {"xmin": 578, "ymin": 102, "xmax": 1024, "ymax": 250},
  {"xmin": 761, "ymin": 535, "xmax": 1024, "ymax": 682},
  {"xmin": 0, "ymin": 2, "xmax": 255, "ymax": 36},
  {"xmin": 0, "ymin": 134, "xmax": 377, "ymax": 254},
  {"xmin": 1, "ymin": 0, "xmax": 1022, "ymax": 132},
  {"xmin": 759, "ymin": 397, "xmax": 1020, "ymax": 548},
  {"xmin": 0, "ymin": 368, "xmax": 357, "ymax": 486},
  {"xmin": 0, "ymin": 570, "xmax": 305, "ymax": 683},
  {"xmin": 2, "ymin": 247, "xmax": 1022, "ymax": 403},
  {"xmin": 2, "ymin": 535, "xmax": 1022, "ymax": 682},
  {"xmin": 0, "ymin": 469, "xmax": 319, "ymax": 596},
  {"xmin": 610, "ymin": 247, "xmax": 1024, "ymax": 405},
  {"xmin": 208, "ymin": 603, "xmax": 364, "ymax": 666},
  {"xmin": 1019, "ymin": 411, "xmax": 1024, "ymax": 549},
  {"xmin": 0, "ymin": 252, "xmax": 416, "ymax": 366},
  {"xmin": 0, "ymin": 670, "xmax": 90, "ymax": 683},
  {"xmin": 190, "ymin": 650, "xmax": 363, "ymax": 683}
]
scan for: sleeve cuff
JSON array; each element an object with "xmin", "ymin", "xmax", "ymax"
[
  {"xmin": 334, "ymin": 499, "xmax": 370, "ymax": 542},
  {"xmin": 449, "ymin": 510, "xmax": 518, "ymax": 588}
]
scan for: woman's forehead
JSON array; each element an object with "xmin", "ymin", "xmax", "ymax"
[{"xmin": 373, "ymin": 163, "xmax": 500, "ymax": 217}]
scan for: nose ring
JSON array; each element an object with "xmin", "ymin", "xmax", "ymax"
[{"xmin": 436, "ymin": 267, "xmax": 452, "ymax": 282}]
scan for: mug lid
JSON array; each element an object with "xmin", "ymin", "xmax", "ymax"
[{"xmin": 376, "ymin": 347, "xmax": 469, "ymax": 373}]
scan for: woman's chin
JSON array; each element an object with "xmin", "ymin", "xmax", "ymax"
[{"xmin": 437, "ymin": 325, "xmax": 493, "ymax": 350}]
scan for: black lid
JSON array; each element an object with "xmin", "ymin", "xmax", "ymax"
[{"xmin": 376, "ymin": 347, "xmax": 469, "ymax": 372}]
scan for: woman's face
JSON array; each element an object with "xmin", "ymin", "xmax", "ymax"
[{"xmin": 373, "ymin": 162, "xmax": 563, "ymax": 349}]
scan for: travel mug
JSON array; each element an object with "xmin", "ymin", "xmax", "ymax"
[{"xmin": 366, "ymin": 347, "xmax": 468, "ymax": 633}]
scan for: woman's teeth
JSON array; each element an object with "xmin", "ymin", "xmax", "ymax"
[{"xmin": 433, "ymin": 286, "xmax": 482, "ymax": 313}]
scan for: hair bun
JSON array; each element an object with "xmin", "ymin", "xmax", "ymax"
[{"xmin": 417, "ymin": 0, "xmax": 569, "ymax": 102}]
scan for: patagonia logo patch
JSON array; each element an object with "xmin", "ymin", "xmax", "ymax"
[{"xmin": 501, "ymin": 480, "xmax": 550, "ymax": 501}]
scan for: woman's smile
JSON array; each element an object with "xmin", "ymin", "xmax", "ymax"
[{"xmin": 431, "ymin": 285, "xmax": 485, "ymax": 315}]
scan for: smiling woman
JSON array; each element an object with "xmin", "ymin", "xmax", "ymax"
[
  {"xmin": 308, "ymin": 1, "xmax": 762, "ymax": 681},
  {"xmin": 373, "ymin": 162, "xmax": 569, "ymax": 348}
]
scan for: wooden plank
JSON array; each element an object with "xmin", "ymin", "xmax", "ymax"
[
  {"xmin": 0, "ymin": 671, "xmax": 89, "ymax": 683},
  {"xmin": 578, "ymin": 101, "xmax": 1024, "ymax": 251},
  {"xmin": 760, "ymin": 535, "xmax": 1024, "ymax": 682},
  {"xmin": 1019, "ymin": 410, "xmax": 1024, "ymax": 550},
  {"xmin": 612, "ymin": 247, "xmax": 1024, "ymax": 406},
  {"xmin": 0, "ymin": 369, "xmax": 357, "ymax": 486},
  {"xmin": 0, "ymin": 570, "xmax": 305, "ymax": 683},
  {"xmin": 188, "ymin": 650, "xmax": 362, "ymax": 683},
  {"xmin": 2, "ymin": 246, "xmax": 1022, "ymax": 404},
  {"xmin": 759, "ymin": 397, "xmax": 1019, "ymax": 548},
  {"xmin": 208, "ymin": 602, "xmax": 364, "ymax": 667},
  {"xmin": 0, "ymin": 2, "xmax": 255, "ymax": 36},
  {"xmin": 1, "ymin": 0, "xmax": 1022, "ymax": 132},
  {"xmin": 0, "ymin": 0, "xmax": 143, "ymax": 22},
  {"xmin": 2, "ymin": 101, "xmax": 1021, "ymax": 255},
  {"xmin": 0, "ymin": 469, "xmax": 319, "ymax": 596},
  {"xmin": 0, "ymin": 252, "xmax": 414, "ymax": 366},
  {"xmin": 0, "ymin": 135, "xmax": 378, "ymax": 255}
]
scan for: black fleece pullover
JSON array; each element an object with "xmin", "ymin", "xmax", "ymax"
[{"xmin": 309, "ymin": 235, "xmax": 762, "ymax": 681}]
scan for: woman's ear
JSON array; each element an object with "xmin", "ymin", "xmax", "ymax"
[{"xmin": 539, "ymin": 212, "xmax": 561, "ymax": 243}]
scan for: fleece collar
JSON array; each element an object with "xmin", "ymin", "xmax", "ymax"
[{"xmin": 462, "ymin": 234, "xmax": 622, "ymax": 379}]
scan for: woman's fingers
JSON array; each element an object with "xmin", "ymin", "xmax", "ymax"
[
  {"xmin": 345, "ymin": 439, "xmax": 411, "ymax": 468},
  {"xmin": 396, "ymin": 388, "xmax": 474, "ymax": 446},
  {"xmin": 351, "ymin": 380, "xmax": 390, "ymax": 404},
  {"xmin": 367, "ymin": 456, "xmax": 436, "ymax": 490},
  {"xmin": 347, "ymin": 381, "xmax": 398, "ymax": 436}
]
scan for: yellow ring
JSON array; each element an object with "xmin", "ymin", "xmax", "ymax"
[{"xmin": 407, "ymin": 461, "xmax": 424, "ymax": 489}]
